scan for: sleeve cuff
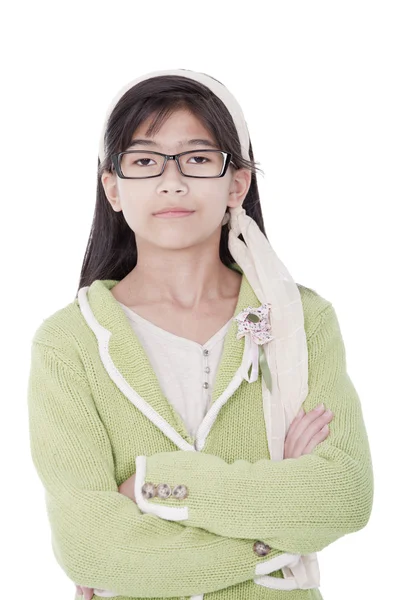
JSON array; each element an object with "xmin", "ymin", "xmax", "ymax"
[{"xmin": 135, "ymin": 455, "xmax": 189, "ymax": 521}]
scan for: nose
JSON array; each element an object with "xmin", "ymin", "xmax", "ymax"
[{"xmin": 157, "ymin": 156, "xmax": 188, "ymax": 193}]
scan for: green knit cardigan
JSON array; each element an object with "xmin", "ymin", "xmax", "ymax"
[{"xmin": 27, "ymin": 267, "xmax": 374, "ymax": 600}]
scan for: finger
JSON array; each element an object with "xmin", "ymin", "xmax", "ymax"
[
  {"xmin": 302, "ymin": 411, "xmax": 333, "ymax": 441},
  {"xmin": 289, "ymin": 410, "xmax": 333, "ymax": 457},
  {"xmin": 284, "ymin": 407, "xmax": 306, "ymax": 455},
  {"xmin": 76, "ymin": 585, "xmax": 83, "ymax": 594},
  {"xmin": 291, "ymin": 405, "xmax": 331, "ymax": 443},
  {"xmin": 285, "ymin": 408, "xmax": 322, "ymax": 455},
  {"xmin": 287, "ymin": 404, "xmax": 322, "ymax": 440},
  {"xmin": 290, "ymin": 407, "xmax": 305, "ymax": 430},
  {"xmin": 303, "ymin": 425, "xmax": 330, "ymax": 454},
  {"xmin": 285, "ymin": 407, "xmax": 333, "ymax": 458},
  {"xmin": 302, "ymin": 425, "xmax": 330, "ymax": 454},
  {"xmin": 295, "ymin": 407, "xmax": 305, "ymax": 419}
]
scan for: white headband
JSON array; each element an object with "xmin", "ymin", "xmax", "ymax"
[
  {"xmin": 98, "ymin": 68, "xmax": 250, "ymax": 163},
  {"xmin": 98, "ymin": 68, "xmax": 309, "ymax": 461}
]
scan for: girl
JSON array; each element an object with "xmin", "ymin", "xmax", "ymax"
[{"xmin": 28, "ymin": 69, "xmax": 373, "ymax": 600}]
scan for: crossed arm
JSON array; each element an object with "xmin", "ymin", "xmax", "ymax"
[
  {"xmin": 29, "ymin": 304, "xmax": 373, "ymax": 599},
  {"xmin": 28, "ymin": 342, "xmax": 296, "ymax": 599}
]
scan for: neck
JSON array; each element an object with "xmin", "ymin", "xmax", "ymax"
[{"xmin": 116, "ymin": 248, "xmax": 239, "ymax": 311}]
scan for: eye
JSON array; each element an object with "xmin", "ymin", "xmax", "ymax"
[
  {"xmin": 187, "ymin": 155, "xmax": 210, "ymax": 164},
  {"xmin": 135, "ymin": 158, "xmax": 156, "ymax": 166}
]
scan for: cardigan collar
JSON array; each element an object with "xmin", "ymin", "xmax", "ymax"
[{"xmin": 78, "ymin": 263, "xmax": 261, "ymax": 448}]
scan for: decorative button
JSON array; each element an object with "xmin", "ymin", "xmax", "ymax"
[
  {"xmin": 253, "ymin": 541, "xmax": 271, "ymax": 556},
  {"xmin": 156, "ymin": 483, "xmax": 172, "ymax": 499},
  {"xmin": 172, "ymin": 484, "xmax": 189, "ymax": 499},
  {"xmin": 205, "ymin": 366, "xmax": 210, "ymax": 373},
  {"xmin": 203, "ymin": 349, "xmax": 209, "ymax": 356},
  {"xmin": 141, "ymin": 482, "xmax": 157, "ymax": 499},
  {"xmin": 203, "ymin": 382, "xmax": 209, "ymax": 389}
]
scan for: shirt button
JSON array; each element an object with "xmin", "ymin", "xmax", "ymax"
[
  {"xmin": 172, "ymin": 484, "xmax": 189, "ymax": 499},
  {"xmin": 203, "ymin": 349, "xmax": 209, "ymax": 356},
  {"xmin": 141, "ymin": 482, "xmax": 157, "ymax": 499},
  {"xmin": 253, "ymin": 541, "xmax": 271, "ymax": 556},
  {"xmin": 205, "ymin": 366, "xmax": 210, "ymax": 373},
  {"xmin": 203, "ymin": 382, "xmax": 209, "ymax": 389},
  {"xmin": 156, "ymin": 483, "xmax": 172, "ymax": 499}
]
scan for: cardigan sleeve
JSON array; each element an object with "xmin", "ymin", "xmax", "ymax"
[
  {"xmin": 137, "ymin": 304, "xmax": 374, "ymax": 556},
  {"xmin": 27, "ymin": 341, "xmax": 291, "ymax": 599}
]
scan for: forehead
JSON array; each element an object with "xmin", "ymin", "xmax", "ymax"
[
  {"xmin": 134, "ymin": 109, "xmax": 214, "ymax": 140},
  {"xmin": 128, "ymin": 109, "xmax": 218, "ymax": 151}
]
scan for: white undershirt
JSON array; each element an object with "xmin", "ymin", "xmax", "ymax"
[{"xmin": 117, "ymin": 302, "xmax": 233, "ymax": 438}]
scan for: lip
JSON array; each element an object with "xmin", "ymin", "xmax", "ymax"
[{"xmin": 153, "ymin": 210, "xmax": 195, "ymax": 218}]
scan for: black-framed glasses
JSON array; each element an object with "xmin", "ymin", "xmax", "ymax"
[{"xmin": 111, "ymin": 149, "xmax": 237, "ymax": 179}]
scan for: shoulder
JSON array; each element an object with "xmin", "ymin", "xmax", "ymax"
[
  {"xmin": 30, "ymin": 297, "xmax": 92, "ymax": 370},
  {"xmin": 296, "ymin": 282, "xmax": 335, "ymax": 340}
]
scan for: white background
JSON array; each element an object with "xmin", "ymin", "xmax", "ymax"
[{"xmin": 1, "ymin": 1, "xmax": 398, "ymax": 599}]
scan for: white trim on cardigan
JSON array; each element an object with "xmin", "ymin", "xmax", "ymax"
[{"xmin": 77, "ymin": 284, "xmax": 320, "ymax": 595}]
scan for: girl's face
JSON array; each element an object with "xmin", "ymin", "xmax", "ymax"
[{"xmin": 101, "ymin": 109, "xmax": 251, "ymax": 252}]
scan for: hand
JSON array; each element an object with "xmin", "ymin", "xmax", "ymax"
[
  {"xmin": 74, "ymin": 474, "xmax": 137, "ymax": 598},
  {"xmin": 284, "ymin": 403, "xmax": 334, "ymax": 459},
  {"xmin": 75, "ymin": 584, "xmax": 94, "ymax": 599},
  {"xmin": 118, "ymin": 472, "xmax": 137, "ymax": 503}
]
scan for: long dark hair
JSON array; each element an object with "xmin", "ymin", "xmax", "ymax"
[{"xmin": 76, "ymin": 74, "xmax": 267, "ymax": 297}]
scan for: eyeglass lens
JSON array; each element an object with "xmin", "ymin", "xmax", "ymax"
[{"xmin": 119, "ymin": 150, "xmax": 225, "ymax": 178}]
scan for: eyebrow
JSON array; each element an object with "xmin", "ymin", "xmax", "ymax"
[{"xmin": 126, "ymin": 138, "xmax": 219, "ymax": 150}]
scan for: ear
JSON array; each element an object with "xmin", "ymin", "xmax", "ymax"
[
  {"xmin": 227, "ymin": 168, "xmax": 252, "ymax": 208},
  {"xmin": 101, "ymin": 170, "xmax": 122, "ymax": 212}
]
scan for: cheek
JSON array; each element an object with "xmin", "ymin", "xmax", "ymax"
[
  {"xmin": 118, "ymin": 186, "xmax": 148, "ymax": 229},
  {"xmin": 201, "ymin": 191, "xmax": 229, "ymax": 221}
]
